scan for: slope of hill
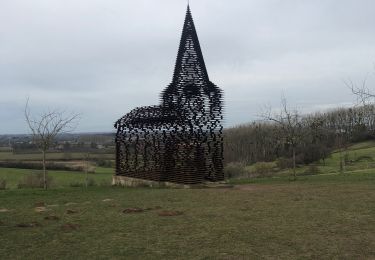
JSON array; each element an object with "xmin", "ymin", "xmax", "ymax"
[{"xmin": 228, "ymin": 140, "xmax": 375, "ymax": 182}]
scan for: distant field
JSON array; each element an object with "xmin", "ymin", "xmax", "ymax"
[
  {"xmin": 1, "ymin": 172, "xmax": 375, "ymax": 259},
  {"xmin": 0, "ymin": 167, "xmax": 114, "ymax": 189},
  {"xmin": 0, "ymin": 147, "xmax": 12, "ymax": 152},
  {"xmin": 0, "ymin": 151, "xmax": 114, "ymax": 161}
]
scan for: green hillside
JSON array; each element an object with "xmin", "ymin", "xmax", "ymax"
[{"xmin": 228, "ymin": 140, "xmax": 375, "ymax": 182}]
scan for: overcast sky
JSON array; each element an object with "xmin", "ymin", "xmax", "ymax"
[{"xmin": 1, "ymin": 0, "xmax": 375, "ymax": 134}]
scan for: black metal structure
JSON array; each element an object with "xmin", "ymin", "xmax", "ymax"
[{"xmin": 114, "ymin": 5, "xmax": 224, "ymax": 184}]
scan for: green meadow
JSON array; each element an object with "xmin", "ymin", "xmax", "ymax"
[{"xmin": 0, "ymin": 142, "xmax": 375, "ymax": 259}]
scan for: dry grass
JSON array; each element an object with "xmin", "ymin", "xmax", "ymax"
[{"xmin": 0, "ymin": 174, "xmax": 375, "ymax": 259}]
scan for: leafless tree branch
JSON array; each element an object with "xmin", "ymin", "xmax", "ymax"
[
  {"xmin": 258, "ymin": 95, "xmax": 303, "ymax": 180},
  {"xmin": 24, "ymin": 98, "xmax": 80, "ymax": 189}
]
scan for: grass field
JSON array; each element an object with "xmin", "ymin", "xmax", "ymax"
[
  {"xmin": 1, "ymin": 172, "xmax": 375, "ymax": 259},
  {"xmin": 1, "ymin": 142, "xmax": 375, "ymax": 258},
  {"xmin": 0, "ymin": 167, "xmax": 113, "ymax": 189},
  {"xmin": 0, "ymin": 149, "xmax": 115, "ymax": 188}
]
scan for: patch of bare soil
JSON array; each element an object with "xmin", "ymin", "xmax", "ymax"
[
  {"xmin": 234, "ymin": 185, "xmax": 260, "ymax": 191},
  {"xmin": 65, "ymin": 202, "xmax": 78, "ymax": 206},
  {"xmin": 144, "ymin": 206, "xmax": 162, "ymax": 211},
  {"xmin": 123, "ymin": 208, "xmax": 144, "ymax": 214},
  {"xmin": 204, "ymin": 183, "xmax": 234, "ymax": 189},
  {"xmin": 47, "ymin": 204, "xmax": 59, "ymax": 208},
  {"xmin": 157, "ymin": 210, "xmax": 184, "ymax": 217},
  {"xmin": 106, "ymin": 203, "xmax": 118, "ymax": 208},
  {"xmin": 16, "ymin": 222, "xmax": 41, "ymax": 228},
  {"xmin": 0, "ymin": 208, "xmax": 11, "ymax": 213},
  {"xmin": 102, "ymin": 199, "xmax": 114, "ymax": 202},
  {"xmin": 44, "ymin": 215, "xmax": 60, "ymax": 221},
  {"xmin": 61, "ymin": 223, "xmax": 80, "ymax": 231},
  {"xmin": 66, "ymin": 209, "xmax": 78, "ymax": 214},
  {"xmin": 34, "ymin": 207, "xmax": 50, "ymax": 213}
]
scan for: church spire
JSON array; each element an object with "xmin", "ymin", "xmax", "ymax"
[{"xmin": 172, "ymin": 5, "xmax": 210, "ymax": 84}]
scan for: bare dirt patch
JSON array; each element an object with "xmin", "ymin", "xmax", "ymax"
[
  {"xmin": 66, "ymin": 209, "xmax": 78, "ymax": 214},
  {"xmin": 61, "ymin": 223, "xmax": 80, "ymax": 231},
  {"xmin": 16, "ymin": 222, "xmax": 41, "ymax": 228},
  {"xmin": 123, "ymin": 208, "xmax": 144, "ymax": 214},
  {"xmin": 44, "ymin": 215, "xmax": 60, "ymax": 221},
  {"xmin": 34, "ymin": 207, "xmax": 50, "ymax": 213},
  {"xmin": 65, "ymin": 202, "xmax": 78, "ymax": 206},
  {"xmin": 47, "ymin": 204, "xmax": 59, "ymax": 208},
  {"xmin": 233, "ymin": 184, "xmax": 283, "ymax": 192},
  {"xmin": 234, "ymin": 185, "xmax": 261, "ymax": 191},
  {"xmin": 145, "ymin": 206, "xmax": 163, "ymax": 211},
  {"xmin": 157, "ymin": 210, "xmax": 183, "ymax": 217},
  {"xmin": 0, "ymin": 208, "xmax": 11, "ymax": 213}
]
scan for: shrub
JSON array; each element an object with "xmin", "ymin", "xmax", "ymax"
[
  {"xmin": 355, "ymin": 155, "xmax": 373, "ymax": 162},
  {"xmin": 86, "ymin": 166, "xmax": 96, "ymax": 174},
  {"xmin": 276, "ymin": 157, "xmax": 293, "ymax": 170},
  {"xmin": 69, "ymin": 178, "xmax": 97, "ymax": 188},
  {"xmin": 96, "ymin": 159, "xmax": 114, "ymax": 168},
  {"xmin": 253, "ymin": 162, "xmax": 275, "ymax": 177},
  {"xmin": 69, "ymin": 182, "xmax": 84, "ymax": 188},
  {"xmin": 87, "ymin": 178, "xmax": 96, "ymax": 187},
  {"xmin": 344, "ymin": 153, "xmax": 351, "ymax": 165},
  {"xmin": 301, "ymin": 165, "xmax": 320, "ymax": 176},
  {"xmin": 99, "ymin": 180, "xmax": 111, "ymax": 187},
  {"xmin": 224, "ymin": 162, "xmax": 247, "ymax": 179},
  {"xmin": 0, "ymin": 179, "xmax": 6, "ymax": 190},
  {"xmin": 17, "ymin": 172, "xmax": 54, "ymax": 189}
]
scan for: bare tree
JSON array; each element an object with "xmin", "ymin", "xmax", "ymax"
[
  {"xmin": 260, "ymin": 96, "xmax": 303, "ymax": 181},
  {"xmin": 347, "ymin": 65, "xmax": 375, "ymax": 106},
  {"xmin": 85, "ymin": 152, "xmax": 90, "ymax": 188},
  {"xmin": 347, "ymin": 77, "xmax": 373, "ymax": 106},
  {"xmin": 24, "ymin": 99, "xmax": 79, "ymax": 189},
  {"xmin": 346, "ymin": 68, "xmax": 375, "ymax": 172}
]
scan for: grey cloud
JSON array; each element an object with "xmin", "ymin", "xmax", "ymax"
[{"xmin": 1, "ymin": 0, "xmax": 375, "ymax": 133}]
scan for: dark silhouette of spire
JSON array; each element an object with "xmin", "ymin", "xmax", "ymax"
[{"xmin": 172, "ymin": 5, "xmax": 209, "ymax": 83}]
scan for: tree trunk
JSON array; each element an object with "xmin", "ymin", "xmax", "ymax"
[
  {"xmin": 343, "ymin": 148, "xmax": 346, "ymax": 173},
  {"xmin": 292, "ymin": 146, "xmax": 296, "ymax": 181},
  {"xmin": 85, "ymin": 153, "xmax": 89, "ymax": 188},
  {"xmin": 42, "ymin": 150, "xmax": 47, "ymax": 190},
  {"xmin": 339, "ymin": 136, "xmax": 345, "ymax": 174},
  {"xmin": 339, "ymin": 149, "xmax": 343, "ymax": 173}
]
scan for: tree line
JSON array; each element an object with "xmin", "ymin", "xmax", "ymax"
[{"xmin": 224, "ymin": 103, "xmax": 375, "ymax": 172}]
